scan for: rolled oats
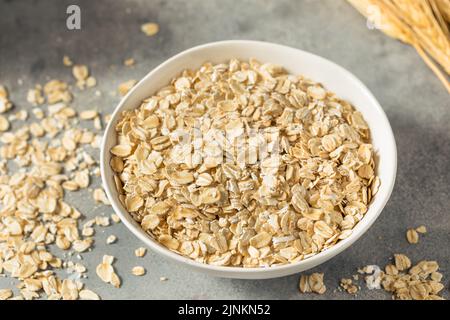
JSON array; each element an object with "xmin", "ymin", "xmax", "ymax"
[
  {"xmin": 383, "ymin": 256, "xmax": 444, "ymax": 300},
  {"xmin": 0, "ymin": 289, "xmax": 13, "ymax": 300},
  {"xmin": 415, "ymin": 225, "xmax": 427, "ymax": 234},
  {"xmin": 111, "ymin": 214, "xmax": 121, "ymax": 223},
  {"xmin": 406, "ymin": 228, "xmax": 419, "ymax": 244},
  {"xmin": 348, "ymin": 253, "xmax": 446, "ymax": 300},
  {"xmin": 141, "ymin": 22, "xmax": 159, "ymax": 36},
  {"xmin": 0, "ymin": 85, "xmax": 13, "ymax": 113},
  {"xmin": 80, "ymin": 109, "xmax": 99, "ymax": 120},
  {"xmin": 43, "ymin": 79, "xmax": 72, "ymax": 104},
  {"xmin": 111, "ymin": 59, "xmax": 380, "ymax": 268},
  {"xmin": 93, "ymin": 188, "xmax": 111, "ymax": 205},
  {"xmin": 135, "ymin": 247, "xmax": 147, "ymax": 257},
  {"xmin": 0, "ymin": 115, "xmax": 9, "ymax": 131},
  {"xmin": 96, "ymin": 255, "xmax": 120, "ymax": 288},
  {"xmin": 124, "ymin": 58, "xmax": 135, "ymax": 67},
  {"xmin": 0, "ymin": 81, "xmax": 110, "ymax": 300},
  {"xmin": 131, "ymin": 266, "xmax": 146, "ymax": 276},
  {"xmin": 394, "ymin": 254, "xmax": 411, "ymax": 271},
  {"xmin": 27, "ymin": 85, "xmax": 45, "ymax": 106},
  {"xmin": 63, "ymin": 55, "xmax": 73, "ymax": 67},
  {"xmin": 72, "ymin": 64, "xmax": 95, "ymax": 89},
  {"xmin": 106, "ymin": 235, "xmax": 117, "ymax": 244},
  {"xmin": 340, "ymin": 278, "xmax": 359, "ymax": 294},
  {"xmin": 79, "ymin": 289, "xmax": 100, "ymax": 300},
  {"xmin": 118, "ymin": 80, "xmax": 137, "ymax": 96},
  {"xmin": 299, "ymin": 273, "xmax": 326, "ymax": 294}
]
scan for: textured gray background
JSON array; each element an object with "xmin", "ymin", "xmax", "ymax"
[{"xmin": 0, "ymin": 0, "xmax": 449, "ymax": 300}]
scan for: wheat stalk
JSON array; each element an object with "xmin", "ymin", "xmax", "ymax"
[
  {"xmin": 347, "ymin": 0, "xmax": 450, "ymax": 93},
  {"xmin": 435, "ymin": 0, "xmax": 450, "ymax": 23}
]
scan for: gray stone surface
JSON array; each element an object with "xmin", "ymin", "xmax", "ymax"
[{"xmin": 0, "ymin": 0, "xmax": 449, "ymax": 300}]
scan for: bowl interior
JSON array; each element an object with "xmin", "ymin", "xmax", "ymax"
[{"xmin": 100, "ymin": 40, "xmax": 397, "ymax": 279}]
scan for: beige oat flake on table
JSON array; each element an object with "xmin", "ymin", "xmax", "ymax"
[
  {"xmin": 299, "ymin": 273, "xmax": 326, "ymax": 294},
  {"xmin": 383, "ymin": 256, "xmax": 444, "ymax": 300},
  {"xmin": 406, "ymin": 228, "xmax": 419, "ymax": 244},
  {"xmin": 0, "ymin": 79, "xmax": 117, "ymax": 299},
  {"xmin": 63, "ymin": 55, "xmax": 73, "ymax": 66},
  {"xmin": 27, "ymin": 85, "xmax": 45, "ymax": 106},
  {"xmin": 0, "ymin": 85, "xmax": 13, "ymax": 113},
  {"xmin": 118, "ymin": 79, "xmax": 137, "ymax": 96},
  {"xmin": 394, "ymin": 254, "xmax": 411, "ymax": 271},
  {"xmin": 96, "ymin": 255, "xmax": 121, "ymax": 288},
  {"xmin": 44, "ymin": 79, "xmax": 72, "ymax": 103},
  {"xmin": 0, "ymin": 289, "xmax": 13, "ymax": 300},
  {"xmin": 93, "ymin": 188, "xmax": 111, "ymax": 205},
  {"xmin": 131, "ymin": 266, "xmax": 146, "ymax": 276},
  {"xmin": 0, "ymin": 115, "xmax": 10, "ymax": 131},
  {"xmin": 347, "ymin": 254, "xmax": 446, "ymax": 300},
  {"xmin": 135, "ymin": 247, "xmax": 147, "ymax": 257},
  {"xmin": 80, "ymin": 109, "xmax": 99, "ymax": 120},
  {"xmin": 141, "ymin": 22, "xmax": 159, "ymax": 36},
  {"xmin": 124, "ymin": 58, "xmax": 135, "ymax": 66},
  {"xmin": 106, "ymin": 235, "xmax": 117, "ymax": 244},
  {"xmin": 340, "ymin": 278, "xmax": 359, "ymax": 294},
  {"xmin": 79, "ymin": 289, "xmax": 100, "ymax": 300},
  {"xmin": 415, "ymin": 225, "xmax": 427, "ymax": 234},
  {"xmin": 111, "ymin": 214, "xmax": 121, "ymax": 223}
]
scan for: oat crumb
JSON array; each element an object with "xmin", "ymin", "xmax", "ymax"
[
  {"xmin": 135, "ymin": 247, "xmax": 147, "ymax": 257},
  {"xmin": 141, "ymin": 22, "xmax": 159, "ymax": 36},
  {"xmin": 299, "ymin": 273, "xmax": 326, "ymax": 294}
]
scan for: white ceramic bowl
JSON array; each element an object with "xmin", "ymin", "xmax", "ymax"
[{"xmin": 100, "ymin": 40, "xmax": 397, "ymax": 279}]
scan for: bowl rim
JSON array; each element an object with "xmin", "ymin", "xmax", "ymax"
[{"xmin": 100, "ymin": 40, "xmax": 397, "ymax": 276}]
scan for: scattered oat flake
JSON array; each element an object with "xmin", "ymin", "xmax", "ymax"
[
  {"xmin": 111, "ymin": 214, "xmax": 121, "ymax": 223},
  {"xmin": 375, "ymin": 255, "xmax": 443, "ymax": 300},
  {"xmin": 299, "ymin": 273, "xmax": 326, "ymax": 294},
  {"xmin": 132, "ymin": 266, "xmax": 146, "ymax": 276},
  {"xmin": 103, "ymin": 255, "xmax": 115, "ymax": 265},
  {"xmin": 124, "ymin": 58, "xmax": 135, "ymax": 66},
  {"xmin": 340, "ymin": 278, "xmax": 359, "ymax": 294},
  {"xmin": 135, "ymin": 247, "xmax": 147, "ymax": 257},
  {"xmin": 95, "ymin": 216, "xmax": 110, "ymax": 227},
  {"xmin": 63, "ymin": 55, "xmax": 73, "ymax": 66},
  {"xmin": 394, "ymin": 254, "xmax": 411, "ymax": 271},
  {"xmin": 80, "ymin": 109, "xmax": 98, "ymax": 120},
  {"xmin": 96, "ymin": 262, "xmax": 113, "ymax": 283},
  {"xmin": 110, "ymin": 272, "xmax": 121, "ymax": 288},
  {"xmin": 160, "ymin": 277, "xmax": 168, "ymax": 282},
  {"xmin": 27, "ymin": 85, "xmax": 45, "ymax": 106},
  {"xmin": 72, "ymin": 239, "xmax": 93, "ymax": 253},
  {"xmin": 118, "ymin": 79, "xmax": 137, "ymax": 96},
  {"xmin": 79, "ymin": 289, "xmax": 100, "ymax": 300},
  {"xmin": 73, "ymin": 65, "xmax": 89, "ymax": 81},
  {"xmin": 86, "ymin": 76, "xmax": 97, "ymax": 88},
  {"xmin": 93, "ymin": 188, "xmax": 111, "ymax": 205},
  {"xmin": 0, "ymin": 289, "xmax": 13, "ymax": 300},
  {"xmin": 106, "ymin": 235, "xmax": 117, "ymax": 244},
  {"xmin": 406, "ymin": 228, "xmax": 419, "ymax": 244},
  {"xmin": 141, "ymin": 22, "xmax": 159, "ymax": 36},
  {"xmin": 0, "ymin": 115, "xmax": 10, "ymax": 131},
  {"xmin": 416, "ymin": 225, "xmax": 427, "ymax": 234}
]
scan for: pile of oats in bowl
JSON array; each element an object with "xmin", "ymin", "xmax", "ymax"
[{"xmin": 110, "ymin": 58, "xmax": 380, "ymax": 267}]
